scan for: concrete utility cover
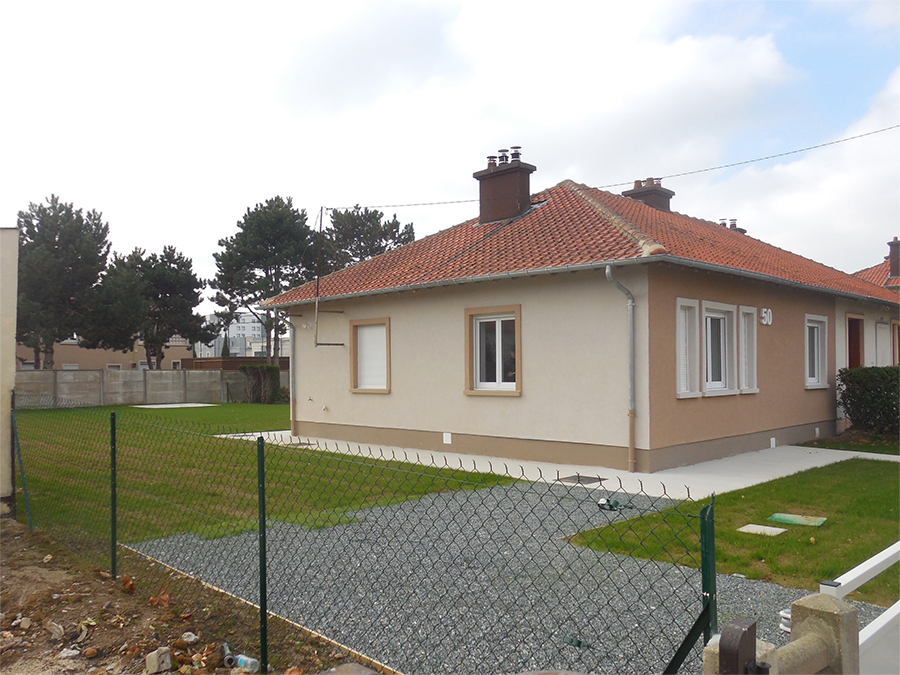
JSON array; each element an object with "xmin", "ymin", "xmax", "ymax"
[
  {"xmin": 768, "ymin": 513, "xmax": 827, "ymax": 527},
  {"xmin": 737, "ymin": 524, "xmax": 787, "ymax": 536},
  {"xmin": 557, "ymin": 475, "xmax": 605, "ymax": 485},
  {"xmin": 132, "ymin": 403, "xmax": 218, "ymax": 409}
]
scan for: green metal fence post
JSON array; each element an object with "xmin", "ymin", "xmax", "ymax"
[
  {"xmin": 257, "ymin": 436, "xmax": 268, "ymax": 671},
  {"xmin": 700, "ymin": 494, "xmax": 717, "ymax": 639},
  {"xmin": 11, "ymin": 410, "xmax": 33, "ymax": 531},
  {"xmin": 111, "ymin": 412, "xmax": 117, "ymax": 579},
  {"xmin": 664, "ymin": 494, "xmax": 717, "ymax": 674}
]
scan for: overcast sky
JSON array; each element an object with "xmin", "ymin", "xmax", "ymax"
[{"xmin": 2, "ymin": 0, "xmax": 898, "ymax": 312}]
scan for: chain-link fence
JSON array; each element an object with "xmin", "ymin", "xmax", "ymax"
[{"xmin": 12, "ymin": 393, "xmax": 715, "ymax": 674}]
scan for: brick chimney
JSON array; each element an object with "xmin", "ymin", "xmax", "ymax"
[
  {"xmin": 622, "ymin": 178, "xmax": 675, "ymax": 212},
  {"xmin": 889, "ymin": 236, "xmax": 899, "ymax": 280},
  {"xmin": 473, "ymin": 147, "xmax": 536, "ymax": 223}
]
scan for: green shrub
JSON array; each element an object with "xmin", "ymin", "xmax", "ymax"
[
  {"xmin": 238, "ymin": 365, "xmax": 282, "ymax": 404},
  {"xmin": 837, "ymin": 366, "xmax": 899, "ymax": 434}
]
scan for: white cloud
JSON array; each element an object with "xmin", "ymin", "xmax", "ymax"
[
  {"xmin": 674, "ymin": 66, "xmax": 900, "ymax": 274},
  {"xmin": 0, "ymin": 0, "xmax": 896, "ymax": 311}
]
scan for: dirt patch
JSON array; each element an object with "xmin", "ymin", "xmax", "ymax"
[{"xmin": 1, "ymin": 518, "xmax": 351, "ymax": 674}]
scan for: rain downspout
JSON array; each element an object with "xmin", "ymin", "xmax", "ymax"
[
  {"xmin": 286, "ymin": 314, "xmax": 295, "ymax": 425},
  {"xmin": 605, "ymin": 266, "xmax": 636, "ymax": 472}
]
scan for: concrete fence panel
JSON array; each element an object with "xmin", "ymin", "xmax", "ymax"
[
  {"xmin": 14, "ymin": 369, "xmax": 289, "ymax": 407},
  {"xmin": 146, "ymin": 370, "xmax": 185, "ymax": 405},
  {"xmin": 104, "ymin": 370, "xmax": 146, "ymax": 405},
  {"xmin": 56, "ymin": 370, "xmax": 103, "ymax": 406},
  {"xmin": 15, "ymin": 370, "xmax": 56, "ymax": 398}
]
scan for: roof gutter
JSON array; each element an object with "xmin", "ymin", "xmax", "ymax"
[
  {"xmin": 265, "ymin": 255, "xmax": 898, "ymax": 309},
  {"xmin": 605, "ymin": 266, "xmax": 636, "ymax": 473}
]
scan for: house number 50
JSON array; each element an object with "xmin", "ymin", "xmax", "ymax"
[{"xmin": 760, "ymin": 308, "xmax": 773, "ymax": 325}]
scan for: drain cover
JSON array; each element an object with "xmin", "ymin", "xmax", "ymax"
[{"xmin": 558, "ymin": 475, "xmax": 605, "ymax": 485}]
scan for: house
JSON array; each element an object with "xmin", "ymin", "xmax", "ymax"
[
  {"xmin": 853, "ymin": 237, "xmax": 900, "ymax": 367},
  {"xmin": 15, "ymin": 337, "xmax": 193, "ymax": 371},
  {"xmin": 263, "ymin": 150, "xmax": 899, "ymax": 472}
]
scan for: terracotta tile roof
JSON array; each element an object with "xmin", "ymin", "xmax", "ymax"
[
  {"xmin": 265, "ymin": 180, "xmax": 899, "ymax": 307},
  {"xmin": 854, "ymin": 259, "xmax": 891, "ymax": 287}
]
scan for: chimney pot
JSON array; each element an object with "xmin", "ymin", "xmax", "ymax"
[
  {"xmin": 729, "ymin": 219, "xmax": 737, "ymax": 229},
  {"xmin": 621, "ymin": 177, "xmax": 675, "ymax": 212},
  {"xmin": 498, "ymin": 149, "xmax": 510, "ymax": 163},
  {"xmin": 510, "ymin": 146, "xmax": 521, "ymax": 160},
  {"xmin": 487, "ymin": 155, "xmax": 497, "ymax": 168}
]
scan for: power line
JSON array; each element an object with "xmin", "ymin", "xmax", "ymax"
[
  {"xmin": 599, "ymin": 123, "xmax": 900, "ymax": 188},
  {"xmin": 331, "ymin": 124, "xmax": 900, "ymax": 211}
]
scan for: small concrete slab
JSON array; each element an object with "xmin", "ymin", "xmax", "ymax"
[
  {"xmin": 738, "ymin": 524, "xmax": 787, "ymax": 536},
  {"xmin": 768, "ymin": 512, "xmax": 827, "ymax": 527},
  {"xmin": 132, "ymin": 403, "xmax": 218, "ymax": 409}
]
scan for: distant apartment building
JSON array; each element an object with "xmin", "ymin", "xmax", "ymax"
[{"xmin": 196, "ymin": 312, "xmax": 290, "ymax": 358}]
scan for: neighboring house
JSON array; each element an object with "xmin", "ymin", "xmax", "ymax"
[
  {"xmin": 15, "ymin": 337, "xmax": 193, "ymax": 370},
  {"xmin": 853, "ymin": 236, "xmax": 900, "ymax": 367},
  {"xmin": 263, "ymin": 150, "xmax": 899, "ymax": 472}
]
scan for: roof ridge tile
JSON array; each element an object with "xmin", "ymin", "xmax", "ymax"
[{"xmin": 561, "ymin": 180, "xmax": 668, "ymax": 256}]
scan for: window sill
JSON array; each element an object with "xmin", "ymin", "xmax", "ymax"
[
  {"xmin": 702, "ymin": 388, "xmax": 739, "ymax": 397},
  {"xmin": 465, "ymin": 389, "xmax": 521, "ymax": 397},
  {"xmin": 350, "ymin": 387, "xmax": 391, "ymax": 395},
  {"xmin": 676, "ymin": 391, "xmax": 702, "ymax": 399},
  {"xmin": 739, "ymin": 388, "xmax": 759, "ymax": 395},
  {"xmin": 805, "ymin": 383, "xmax": 828, "ymax": 390}
]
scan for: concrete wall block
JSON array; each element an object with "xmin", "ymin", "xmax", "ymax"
[
  {"xmin": 185, "ymin": 371, "xmax": 223, "ymax": 402},
  {"xmin": 146, "ymin": 371, "xmax": 185, "ymax": 404},
  {"xmin": 103, "ymin": 371, "xmax": 146, "ymax": 405},
  {"xmin": 14, "ymin": 371, "xmax": 56, "ymax": 397},
  {"xmin": 223, "ymin": 372, "xmax": 248, "ymax": 402},
  {"xmin": 56, "ymin": 370, "xmax": 102, "ymax": 405}
]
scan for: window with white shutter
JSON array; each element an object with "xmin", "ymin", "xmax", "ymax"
[{"xmin": 350, "ymin": 318, "xmax": 391, "ymax": 393}]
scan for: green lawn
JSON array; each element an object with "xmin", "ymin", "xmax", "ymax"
[
  {"xmin": 570, "ymin": 459, "xmax": 899, "ymax": 607},
  {"xmin": 126, "ymin": 402, "xmax": 292, "ymax": 431},
  {"xmin": 801, "ymin": 431, "xmax": 899, "ymax": 456},
  {"xmin": 14, "ymin": 406, "xmax": 513, "ymax": 546}
]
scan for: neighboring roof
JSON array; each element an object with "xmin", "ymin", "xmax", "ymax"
[
  {"xmin": 265, "ymin": 180, "xmax": 899, "ymax": 307},
  {"xmin": 853, "ymin": 259, "xmax": 891, "ymax": 287}
]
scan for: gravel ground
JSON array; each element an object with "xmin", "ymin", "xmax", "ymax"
[{"xmin": 130, "ymin": 481, "xmax": 883, "ymax": 675}]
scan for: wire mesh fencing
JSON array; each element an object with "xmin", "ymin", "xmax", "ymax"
[{"xmin": 12, "ymin": 396, "xmax": 714, "ymax": 674}]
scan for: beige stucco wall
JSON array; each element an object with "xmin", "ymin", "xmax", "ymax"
[
  {"xmin": 15, "ymin": 341, "xmax": 192, "ymax": 370},
  {"xmin": 289, "ymin": 267, "xmax": 650, "ymax": 467},
  {"xmin": 646, "ymin": 264, "xmax": 838, "ymax": 465},
  {"xmin": 1, "ymin": 227, "xmax": 18, "ymax": 515}
]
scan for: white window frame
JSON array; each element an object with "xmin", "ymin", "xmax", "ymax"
[
  {"xmin": 465, "ymin": 305, "xmax": 521, "ymax": 397},
  {"xmin": 701, "ymin": 301, "xmax": 738, "ymax": 396},
  {"xmin": 350, "ymin": 317, "xmax": 391, "ymax": 394},
  {"xmin": 805, "ymin": 314, "xmax": 828, "ymax": 389},
  {"xmin": 676, "ymin": 298, "xmax": 701, "ymax": 398},
  {"xmin": 739, "ymin": 306, "xmax": 758, "ymax": 393}
]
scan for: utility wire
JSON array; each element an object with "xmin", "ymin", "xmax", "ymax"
[
  {"xmin": 598, "ymin": 123, "xmax": 900, "ymax": 188},
  {"xmin": 331, "ymin": 124, "xmax": 899, "ymax": 210}
]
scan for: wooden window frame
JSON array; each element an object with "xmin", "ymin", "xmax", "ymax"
[
  {"xmin": 465, "ymin": 305, "xmax": 521, "ymax": 397},
  {"xmin": 350, "ymin": 317, "xmax": 391, "ymax": 394}
]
